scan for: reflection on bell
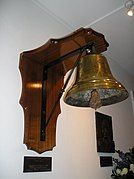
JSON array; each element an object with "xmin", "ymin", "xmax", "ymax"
[{"xmin": 64, "ymin": 54, "xmax": 129, "ymax": 109}]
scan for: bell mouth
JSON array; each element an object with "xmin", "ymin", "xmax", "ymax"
[{"xmin": 64, "ymin": 88, "xmax": 129, "ymax": 107}]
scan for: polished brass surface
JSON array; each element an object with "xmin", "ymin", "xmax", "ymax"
[{"xmin": 64, "ymin": 54, "xmax": 129, "ymax": 108}]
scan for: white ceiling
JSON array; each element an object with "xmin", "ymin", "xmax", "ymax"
[{"xmin": 32, "ymin": 0, "xmax": 134, "ymax": 77}]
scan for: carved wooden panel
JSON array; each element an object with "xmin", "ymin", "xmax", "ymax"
[
  {"xmin": 19, "ymin": 27, "xmax": 109, "ymax": 153},
  {"xmin": 95, "ymin": 112, "xmax": 115, "ymax": 153}
]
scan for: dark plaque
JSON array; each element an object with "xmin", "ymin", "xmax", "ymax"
[
  {"xmin": 95, "ymin": 112, "xmax": 115, "ymax": 153},
  {"xmin": 23, "ymin": 156, "xmax": 52, "ymax": 172},
  {"xmin": 100, "ymin": 156, "xmax": 113, "ymax": 167}
]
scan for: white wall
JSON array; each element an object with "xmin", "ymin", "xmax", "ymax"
[{"xmin": 0, "ymin": 1, "xmax": 134, "ymax": 179}]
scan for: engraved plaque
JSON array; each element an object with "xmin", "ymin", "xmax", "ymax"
[
  {"xmin": 100, "ymin": 156, "xmax": 113, "ymax": 167},
  {"xmin": 23, "ymin": 156, "xmax": 52, "ymax": 172}
]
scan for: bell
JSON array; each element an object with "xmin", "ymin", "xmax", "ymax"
[{"xmin": 64, "ymin": 53, "xmax": 129, "ymax": 109}]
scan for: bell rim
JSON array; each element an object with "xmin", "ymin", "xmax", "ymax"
[{"xmin": 64, "ymin": 88, "xmax": 129, "ymax": 107}]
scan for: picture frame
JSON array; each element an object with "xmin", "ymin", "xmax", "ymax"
[{"xmin": 95, "ymin": 112, "xmax": 115, "ymax": 153}]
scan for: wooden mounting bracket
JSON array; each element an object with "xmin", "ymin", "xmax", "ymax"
[{"xmin": 19, "ymin": 27, "xmax": 109, "ymax": 153}]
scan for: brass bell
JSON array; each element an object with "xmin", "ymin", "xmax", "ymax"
[{"xmin": 64, "ymin": 53, "xmax": 129, "ymax": 109}]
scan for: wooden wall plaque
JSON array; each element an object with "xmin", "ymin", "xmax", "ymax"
[
  {"xmin": 19, "ymin": 27, "xmax": 109, "ymax": 153},
  {"xmin": 95, "ymin": 112, "xmax": 115, "ymax": 153}
]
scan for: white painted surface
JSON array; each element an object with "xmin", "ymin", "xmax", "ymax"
[
  {"xmin": 35, "ymin": 0, "xmax": 124, "ymax": 29},
  {"xmin": 33, "ymin": 0, "xmax": 134, "ymax": 77},
  {"xmin": 0, "ymin": 1, "xmax": 134, "ymax": 179}
]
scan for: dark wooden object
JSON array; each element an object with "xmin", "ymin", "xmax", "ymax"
[
  {"xmin": 95, "ymin": 112, "xmax": 115, "ymax": 153},
  {"xmin": 19, "ymin": 27, "xmax": 109, "ymax": 153}
]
